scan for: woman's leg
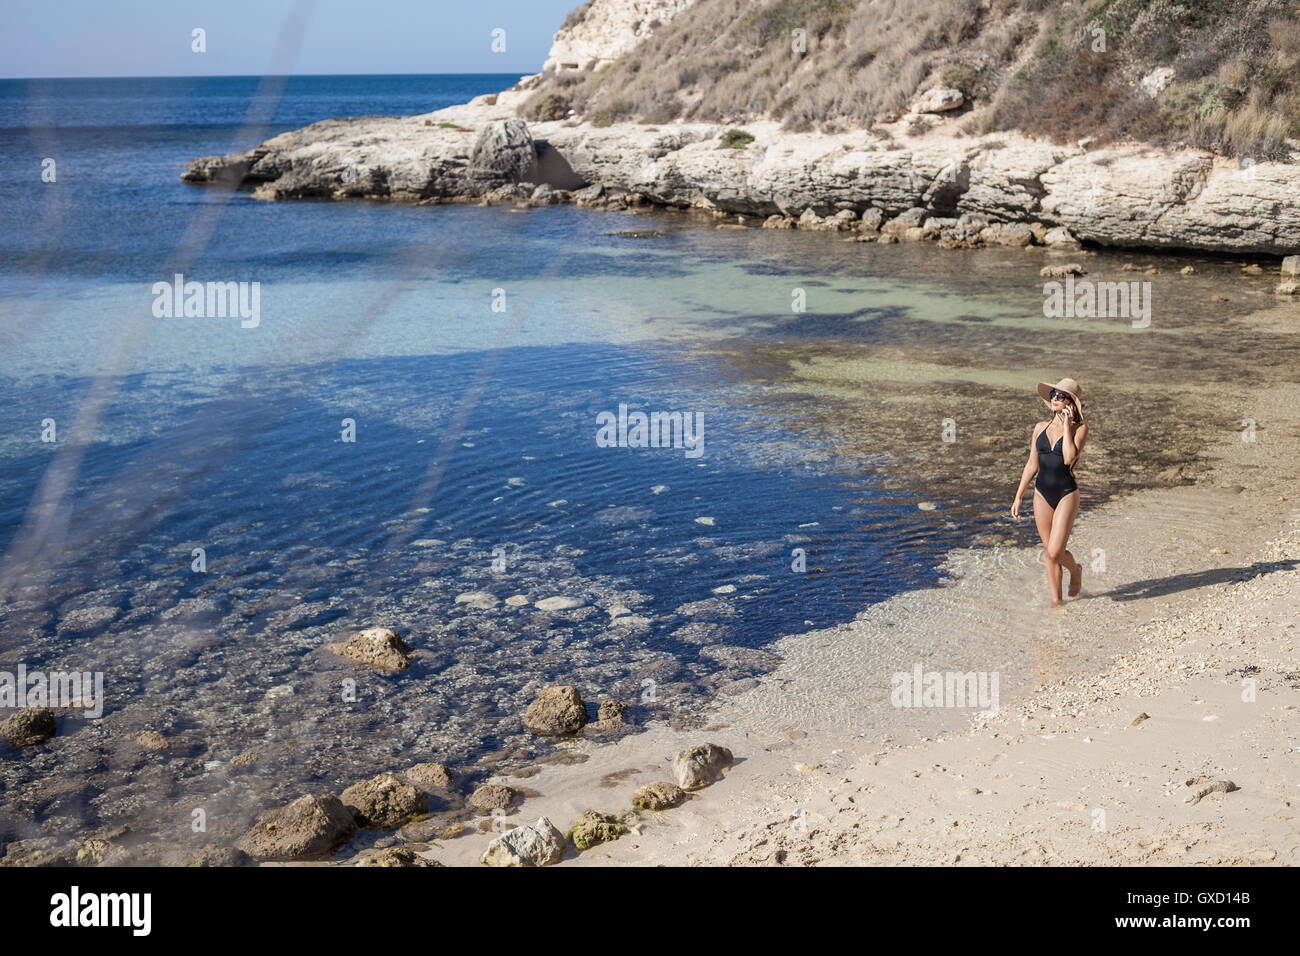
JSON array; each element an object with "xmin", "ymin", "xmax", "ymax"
[
  {"xmin": 1046, "ymin": 491, "xmax": 1082, "ymax": 598},
  {"xmin": 1032, "ymin": 490, "xmax": 1063, "ymax": 605}
]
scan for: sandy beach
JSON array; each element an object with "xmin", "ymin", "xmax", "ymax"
[{"xmin": 427, "ymin": 314, "xmax": 1300, "ymax": 867}]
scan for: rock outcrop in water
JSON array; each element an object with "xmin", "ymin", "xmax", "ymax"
[
  {"xmin": 1, "ymin": 707, "xmax": 56, "ymax": 747},
  {"xmin": 341, "ymin": 772, "xmax": 429, "ymax": 828},
  {"xmin": 182, "ymin": 96, "xmax": 1300, "ymax": 255},
  {"xmin": 523, "ymin": 684, "xmax": 589, "ymax": 735},
  {"xmin": 179, "ymin": 0, "xmax": 1300, "ymax": 256},
  {"xmin": 327, "ymin": 626, "xmax": 412, "ymax": 672}
]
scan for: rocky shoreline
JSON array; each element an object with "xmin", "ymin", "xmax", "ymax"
[
  {"xmin": 0, "ymin": 679, "xmax": 731, "ymax": 867},
  {"xmin": 182, "ymin": 79, "xmax": 1300, "ymax": 261}
]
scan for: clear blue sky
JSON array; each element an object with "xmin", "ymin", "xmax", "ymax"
[{"xmin": 0, "ymin": 0, "xmax": 582, "ymax": 78}]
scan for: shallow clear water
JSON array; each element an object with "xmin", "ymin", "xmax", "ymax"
[{"xmin": 1, "ymin": 76, "xmax": 1295, "ymax": 858}]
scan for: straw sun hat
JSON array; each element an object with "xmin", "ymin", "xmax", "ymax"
[{"xmin": 1036, "ymin": 377, "xmax": 1083, "ymax": 414}]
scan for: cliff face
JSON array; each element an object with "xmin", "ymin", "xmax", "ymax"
[
  {"xmin": 542, "ymin": 0, "xmax": 697, "ymax": 74},
  {"xmin": 180, "ymin": 0, "xmax": 1300, "ymax": 258}
]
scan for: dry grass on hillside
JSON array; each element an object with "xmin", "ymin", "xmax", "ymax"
[
  {"xmin": 520, "ymin": 0, "xmax": 1300, "ymax": 160},
  {"xmin": 524, "ymin": 0, "xmax": 1034, "ymax": 131},
  {"xmin": 987, "ymin": 0, "xmax": 1300, "ymax": 160}
]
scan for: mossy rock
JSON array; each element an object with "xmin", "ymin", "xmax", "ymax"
[
  {"xmin": 632, "ymin": 781, "xmax": 687, "ymax": 811},
  {"xmin": 566, "ymin": 810, "xmax": 628, "ymax": 851}
]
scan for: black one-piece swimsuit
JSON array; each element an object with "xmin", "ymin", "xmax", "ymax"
[{"xmin": 1035, "ymin": 428, "xmax": 1078, "ymax": 508}]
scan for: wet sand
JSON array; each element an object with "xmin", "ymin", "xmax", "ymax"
[{"xmin": 422, "ymin": 302, "xmax": 1300, "ymax": 867}]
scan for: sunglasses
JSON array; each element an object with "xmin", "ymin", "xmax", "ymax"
[{"xmin": 1049, "ymin": 390, "xmax": 1072, "ymax": 401}]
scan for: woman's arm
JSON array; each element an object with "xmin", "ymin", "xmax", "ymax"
[
  {"xmin": 1061, "ymin": 417, "xmax": 1088, "ymax": 468},
  {"xmin": 1011, "ymin": 423, "xmax": 1045, "ymax": 518}
]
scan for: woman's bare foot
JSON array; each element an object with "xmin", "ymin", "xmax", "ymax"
[{"xmin": 1068, "ymin": 562, "xmax": 1082, "ymax": 597}]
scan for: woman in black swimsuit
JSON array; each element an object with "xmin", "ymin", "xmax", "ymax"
[{"xmin": 1011, "ymin": 378, "xmax": 1089, "ymax": 606}]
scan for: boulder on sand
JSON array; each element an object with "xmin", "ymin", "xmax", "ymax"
[
  {"xmin": 632, "ymin": 781, "xmax": 687, "ymax": 810},
  {"xmin": 468, "ymin": 784, "xmax": 518, "ymax": 814},
  {"xmin": 480, "ymin": 816, "xmax": 566, "ymax": 866},
  {"xmin": 236, "ymin": 794, "xmax": 357, "ymax": 861},
  {"xmin": 567, "ymin": 810, "xmax": 628, "ymax": 851},
  {"xmin": 523, "ymin": 685, "xmax": 589, "ymax": 735},
  {"xmin": 672, "ymin": 743, "xmax": 734, "ymax": 790}
]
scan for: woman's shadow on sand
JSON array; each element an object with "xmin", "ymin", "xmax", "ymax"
[{"xmin": 1099, "ymin": 559, "xmax": 1300, "ymax": 601}]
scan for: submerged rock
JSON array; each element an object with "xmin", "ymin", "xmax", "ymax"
[
  {"xmin": 481, "ymin": 816, "xmax": 566, "ymax": 866},
  {"xmin": 524, "ymin": 685, "xmax": 589, "ymax": 735},
  {"xmin": 0, "ymin": 837, "xmax": 77, "ymax": 867},
  {"xmin": 133, "ymin": 730, "xmax": 170, "ymax": 752},
  {"xmin": 187, "ymin": 845, "xmax": 252, "ymax": 867},
  {"xmin": 1, "ymin": 707, "xmax": 56, "ymax": 747},
  {"xmin": 404, "ymin": 762, "xmax": 454, "ymax": 792},
  {"xmin": 597, "ymin": 699, "xmax": 627, "ymax": 722},
  {"xmin": 328, "ymin": 626, "xmax": 412, "ymax": 672},
  {"xmin": 586, "ymin": 698, "xmax": 629, "ymax": 735},
  {"xmin": 1039, "ymin": 263, "xmax": 1086, "ymax": 278},
  {"xmin": 342, "ymin": 773, "xmax": 429, "ymax": 828},
  {"xmin": 535, "ymin": 595, "xmax": 583, "ymax": 611},
  {"xmin": 454, "ymin": 591, "xmax": 500, "ymax": 610},
  {"xmin": 632, "ymin": 781, "xmax": 687, "ymax": 811},
  {"xmin": 672, "ymin": 743, "xmax": 734, "ymax": 790},
  {"xmin": 76, "ymin": 827, "xmax": 142, "ymax": 866},
  {"xmin": 360, "ymin": 846, "xmax": 444, "ymax": 867},
  {"xmin": 236, "ymin": 794, "xmax": 358, "ymax": 861}
]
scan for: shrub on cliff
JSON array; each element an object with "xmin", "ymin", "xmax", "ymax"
[
  {"xmin": 528, "ymin": 92, "xmax": 572, "ymax": 121},
  {"xmin": 717, "ymin": 127, "xmax": 755, "ymax": 148}
]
